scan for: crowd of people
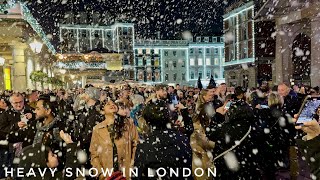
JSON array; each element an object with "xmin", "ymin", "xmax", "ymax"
[{"xmin": 0, "ymin": 82, "xmax": 319, "ymax": 180}]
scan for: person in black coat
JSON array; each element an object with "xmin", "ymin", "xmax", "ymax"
[
  {"xmin": 133, "ymin": 100, "xmax": 193, "ymax": 180},
  {"xmin": 0, "ymin": 93, "xmax": 35, "ymax": 178},
  {"xmin": 278, "ymin": 83, "xmax": 300, "ymax": 117},
  {"xmin": 206, "ymin": 100, "xmax": 262, "ymax": 179},
  {"xmin": 252, "ymin": 92, "xmax": 296, "ymax": 179},
  {"xmin": 18, "ymin": 130, "xmax": 80, "ymax": 180}
]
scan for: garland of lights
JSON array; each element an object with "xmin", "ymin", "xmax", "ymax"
[
  {"xmin": 0, "ymin": 1, "xmax": 56, "ymax": 54},
  {"xmin": 20, "ymin": 3, "xmax": 56, "ymax": 54},
  {"xmin": 0, "ymin": 0, "xmax": 15, "ymax": 12}
]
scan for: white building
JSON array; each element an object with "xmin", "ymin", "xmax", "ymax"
[{"xmin": 134, "ymin": 37, "xmax": 225, "ymax": 86}]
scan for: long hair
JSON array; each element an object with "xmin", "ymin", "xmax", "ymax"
[
  {"xmin": 114, "ymin": 102, "xmax": 128, "ymax": 139},
  {"xmin": 195, "ymin": 89, "xmax": 209, "ymax": 113},
  {"xmin": 268, "ymin": 92, "xmax": 283, "ymax": 108}
]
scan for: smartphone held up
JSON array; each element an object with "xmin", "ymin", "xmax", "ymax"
[{"xmin": 296, "ymin": 95, "xmax": 320, "ymax": 125}]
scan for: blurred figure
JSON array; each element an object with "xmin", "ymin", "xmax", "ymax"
[
  {"xmin": 0, "ymin": 96, "xmax": 8, "ymax": 113},
  {"xmin": 133, "ymin": 101, "xmax": 193, "ymax": 180},
  {"xmin": 19, "ymin": 131, "xmax": 80, "ymax": 179},
  {"xmin": 27, "ymin": 90, "xmax": 38, "ymax": 110},
  {"xmin": 278, "ymin": 82, "xmax": 300, "ymax": 117}
]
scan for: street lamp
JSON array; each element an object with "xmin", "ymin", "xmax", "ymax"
[{"xmin": 29, "ymin": 39, "xmax": 43, "ymax": 54}]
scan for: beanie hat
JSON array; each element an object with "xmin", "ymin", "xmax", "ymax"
[
  {"xmin": 85, "ymin": 87, "xmax": 101, "ymax": 101},
  {"xmin": 19, "ymin": 144, "xmax": 50, "ymax": 169}
]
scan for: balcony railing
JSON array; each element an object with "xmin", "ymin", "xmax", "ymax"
[{"xmin": 134, "ymin": 39, "xmax": 189, "ymax": 46}]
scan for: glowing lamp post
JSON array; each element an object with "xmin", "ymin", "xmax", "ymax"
[{"xmin": 29, "ymin": 39, "xmax": 43, "ymax": 54}]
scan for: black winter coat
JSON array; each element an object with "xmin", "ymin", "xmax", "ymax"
[
  {"xmin": 252, "ymin": 106, "xmax": 296, "ymax": 178},
  {"xmin": 296, "ymin": 135, "xmax": 320, "ymax": 179},
  {"xmin": 206, "ymin": 101, "xmax": 262, "ymax": 179},
  {"xmin": 133, "ymin": 129, "xmax": 193, "ymax": 180},
  {"xmin": 0, "ymin": 107, "xmax": 35, "ymax": 148},
  {"xmin": 19, "ymin": 143, "xmax": 80, "ymax": 180}
]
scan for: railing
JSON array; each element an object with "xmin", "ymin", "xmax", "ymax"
[{"xmin": 134, "ymin": 39, "xmax": 189, "ymax": 46}]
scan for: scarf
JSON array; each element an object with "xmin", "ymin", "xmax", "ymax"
[{"xmin": 33, "ymin": 117, "xmax": 61, "ymax": 145}]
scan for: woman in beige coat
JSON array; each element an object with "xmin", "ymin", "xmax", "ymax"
[
  {"xmin": 191, "ymin": 89, "xmax": 216, "ymax": 180},
  {"xmin": 90, "ymin": 99, "xmax": 139, "ymax": 180}
]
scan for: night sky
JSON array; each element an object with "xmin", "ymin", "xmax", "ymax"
[{"xmin": 24, "ymin": 0, "xmax": 233, "ymax": 46}]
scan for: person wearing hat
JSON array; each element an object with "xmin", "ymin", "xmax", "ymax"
[{"xmin": 73, "ymin": 87, "xmax": 104, "ymax": 172}]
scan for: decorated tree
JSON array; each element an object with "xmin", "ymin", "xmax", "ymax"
[{"xmin": 30, "ymin": 71, "xmax": 48, "ymax": 90}]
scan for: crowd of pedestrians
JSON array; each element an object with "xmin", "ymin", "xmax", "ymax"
[{"xmin": 0, "ymin": 81, "xmax": 319, "ymax": 179}]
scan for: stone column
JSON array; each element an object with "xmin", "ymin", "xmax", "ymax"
[
  {"xmin": 81, "ymin": 75, "xmax": 86, "ymax": 88},
  {"xmin": 11, "ymin": 43, "xmax": 27, "ymax": 92},
  {"xmin": 310, "ymin": 18, "xmax": 320, "ymax": 86},
  {"xmin": 26, "ymin": 57, "xmax": 34, "ymax": 90}
]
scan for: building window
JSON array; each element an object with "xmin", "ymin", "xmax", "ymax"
[
  {"xmin": 155, "ymin": 71, "xmax": 160, "ymax": 81},
  {"xmin": 199, "ymin": 48, "xmax": 203, "ymax": 54},
  {"xmin": 190, "ymin": 71, "xmax": 195, "ymax": 79},
  {"xmin": 204, "ymin": 37, "xmax": 209, "ymax": 42},
  {"xmin": 196, "ymin": 37, "xmax": 201, "ymax": 42},
  {"xmin": 165, "ymin": 73, "xmax": 169, "ymax": 81},
  {"xmin": 154, "ymin": 49, "xmax": 159, "ymax": 54},
  {"xmin": 173, "ymin": 51, "xmax": 177, "ymax": 56},
  {"xmin": 214, "ymin": 48, "xmax": 219, "ymax": 54},
  {"xmin": 182, "ymin": 73, "xmax": 185, "ymax": 81},
  {"xmin": 138, "ymin": 71, "xmax": 144, "ymax": 81},
  {"xmin": 206, "ymin": 70, "xmax": 211, "ymax": 78},
  {"xmin": 206, "ymin": 48, "xmax": 210, "ymax": 54},
  {"xmin": 215, "ymin": 73, "xmax": 219, "ymax": 79},
  {"xmin": 146, "ymin": 48, "xmax": 151, "ymax": 54},
  {"xmin": 138, "ymin": 58, "xmax": 143, "ymax": 66},
  {"xmin": 147, "ymin": 72, "xmax": 152, "ymax": 81},
  {"xmin": 206, "ymin": 58, "xmax": 211, "ymax": 65},
  {"xmin": 198, "ymin": 71, "xmax": 203, "ymax": 79},
  {"xmin": 221, "ymin": 37, "xmax": 225, "ymax": 42},
  {"xmin": 190, "ymin": 49, "xmax": 194, "ymax": 54},
  {"xmin": 213, "ymin": 37, "xmax": 217, "ymax": 42},
  {"xmin": 173, "ymin": 61, "xmax": 177, "ymax": 68},
  {"xmin": 138, "ymin": 49, "xmax": 143, "ymax": 54},
  {"xmin": 190, "ymin": 58, "xmax": 195, "ymax": 66},
  {"xmin": 154, "ymin": 59, "xmax": 159, "ymax": 66},
  {"xmin": 164, "ymin": 51, "xmax": 168, "ymax": 56},
  {"xmin": 182, "ymin": 61, "xmax": 185, "ymax": 67},
  {"xmin": 173, "ymin": 73, "xmax": 177, "ymax": 81},
  {"xmin": 198, "ymin": 58, "xmax": 203, "ymax": 66},
  {"xmin": 123, "ymin": 27, "xmax": 128, "ymax": 35},
  {"xmin": 146, "ymin": 58, "xmax": 151, "ymax": 66},
  {"xmin": 214, "ymin": 58, "xmax": 219, "ymax": 65},
  {"xmin": 165, "ymin": 61, "xmax": 169, "ymax": 68}
]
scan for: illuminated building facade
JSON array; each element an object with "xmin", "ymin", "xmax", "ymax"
[
  {"xmin": 223, "ymin": 0, "xmax": 275, "ymax": 88},
  {"xmin": 134, "ymin": 37, "xmax": 225, "ymax": 86},
  {"xmin": 257, "ymin": 0, "xmax": 320, "ymax": 86}
]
